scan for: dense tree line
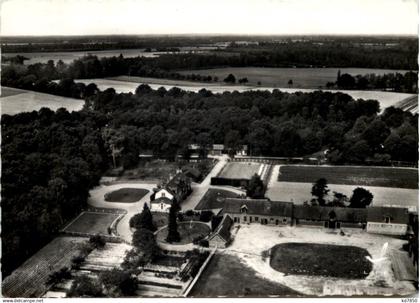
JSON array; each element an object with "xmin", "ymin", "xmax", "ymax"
[
  {"xmin": 332, "ymin": 71, "xmax": 418, "ymax": 93},
  {"xmin": 1, "ymin": 109, "xmax": 109, "ymax": 277},
  {"xmin": 81, "ymin": 85, "xmax": 418, "ymax": 166}
]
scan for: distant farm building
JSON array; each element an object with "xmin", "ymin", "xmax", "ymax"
[{"xmin": 210, "ymin": 161, "xmax": 271, "ymax": 187}]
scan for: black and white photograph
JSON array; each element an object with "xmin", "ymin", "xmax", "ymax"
[{"xmin": 0, "ymin": 0, "xmax": 419, "ymax": 300}]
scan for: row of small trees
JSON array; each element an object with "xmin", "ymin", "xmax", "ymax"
[{"xmin": 311, "ymin": 178, "xmax": 373, "ymax": 208}]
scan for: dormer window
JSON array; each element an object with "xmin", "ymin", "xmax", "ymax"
[
  {"xmin": 385, "ymin": 216, "xmax": 391, "ymax": 223},
  {"xmin": 240, "ymin": 205, "xmax": 248, "ymax": 213}
]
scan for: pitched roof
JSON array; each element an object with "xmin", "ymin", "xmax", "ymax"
[
  {"xmin": 294, "ymin": 205, "xmax": 367, "ymax": 222},
  {"xmin": 152, "ymin": 197, "xmax": 173, "ymax": 205},
  {"xmin": 367, "ymin": 207, "xmax": 409, "ymax": 224},
  {"xmin": 183, "ymin": 167, "xmax": 201, "ymax": 179},
  {"xmin": 223, "ymin": 198, "xmax": 293, "ymax": 217},
  {"xmin": 210, "ymin": 215, "xmax": 233, "ymax": 242}
]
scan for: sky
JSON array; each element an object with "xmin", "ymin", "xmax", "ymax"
[{"xmin": 1, "ymin": 0, "xmax": 418, "ymax": 36}]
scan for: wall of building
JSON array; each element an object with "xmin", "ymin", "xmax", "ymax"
[
  {"xmin": 367, "ymin": 222, "xmax": 408, "ymax": 235},
  {"xmin": 228, "ymin": 213, "xmax": 291, "ymax": 225},
  {"xmin": 150, "ymin": 202, "xmax": 171, "ymax": 213},
  {"xmin": 209, "ymin": 235, "xmax": 227, "ymax": 248}
]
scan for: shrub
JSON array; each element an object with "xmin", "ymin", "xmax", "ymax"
[
  {"xmin": 89, "ymin": 234, "xmax": 106, "ymax": 249},
  {"xmin": 199, "ymin": 210, "xmax": 214, "ymax": 222}
]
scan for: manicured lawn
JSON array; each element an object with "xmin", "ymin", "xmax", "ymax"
[
  {"xmin": 1, "ymin": 87, "xmax": 25, "ymax": 97},
  {"xmin": 195, "ymin": 188, "xmax": 241, "ymax": 210},
  {"xmin": 277, "ymin": 165, "xmax": 418, "ymax": 189},
  {"xmin": 190, "ymin": 254, "xmax": 300, "ymax": 297},
  {"xmin": 63, "ymin": 212, "xmax": 119, "ymax": 235},
  {"xmin": 156, "ymin": 222, "xmax": 210, "ymax": 244},
  {"xmin": 104, "ymin": 188, "xmax": 149, "ymax": 202},
  {"xmin": 218, "ymin": 162, "xmax": 261, "ymax": 179},
  {"xmin": 269, "ymin": 243, "xmax": 372, "ymax": 279}
]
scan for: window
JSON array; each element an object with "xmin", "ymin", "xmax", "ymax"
[
  {"xmin": 385, "ymin": 216, "xmax": 391, "ymax": 223},
  {"xmin": 161, "ymin": 203, "xmax": 163, "ymax": 210},
  {"xmin": 243, "ymin": 216, "xmax": 247, "ymax": 222},
  {"xmin": 255, "ymin": 217, "xmax": 259, "ymax": 221},
  {"xmin": 283, "ymin": 218, "xmax": 287, "ymax": 223},
  {"xmin": 162, "ymin": 192, "xmax": 165, "ymax": 197},
  {"xmin": 241, "ymin": 205, "xmax": 248, "ymax": 213}
]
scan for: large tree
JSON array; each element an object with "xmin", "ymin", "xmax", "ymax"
[
  {"xmin": 246, "ymin": 174, "xmax": 265, "ymax": 199},
  {"xmin": 311, "ymin": 178, "xmax": 329, "ymax": 206},
  {"xmin": 349, "ymin": 187, "xmax": 374, "ymax": 208},
  {"xmin": 166, "ymin": 204, "xmax": 181, "ymax": 243},
  {"xmin": 129, "ymin": 203, "xmax": 156, "ymax": 231}
]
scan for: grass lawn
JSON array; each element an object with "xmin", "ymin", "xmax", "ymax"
[
  {"xmin": 2, "ymin": 236, "xmax": 87, "ymax": 297},
  {"xmin": 190, "ymin": 254, "xmax": 300, "ymax": 297},
  {"xmin": 269, "ymin": 243, "xmax": 372, "ymax": 279},
  {"xmin": 152, "ymin": 211, "xmax": 169, "ymax": 228},
  {"xmin": 63, "ymin": 212, "xmax": 120, "ymax": 235},
  {"xmin": 218, "ymin": 162, "xmax": 261, "ymax": 179},
  {"xmin": 104, "ymin": 188, "xmax": 149, "ymax": 202},
  {"xmin": 278, "ymin": 166, "xmax": 418, "ymax": 189},
  {"xmin": 156, "ymin": 222, "xmax": 210, "ymax": 244},
  {"xmin": 195, "ymin": 188, "xmax": 241, "ymax": 210}
]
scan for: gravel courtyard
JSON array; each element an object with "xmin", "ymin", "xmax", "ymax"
[{"xmin": 225, "ymin": 224, "xmax": 416, "ymax": 296}]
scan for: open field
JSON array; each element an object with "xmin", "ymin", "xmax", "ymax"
[
  {"xmin": 190, "ymin": 253, "xmax": 300, "ymax": 297},
  {"xmin": 218, "ymin": 162, "xmax": 261, "ymax": 179},
  {"xmin": 227, "ymin": 224, "xmax": 416, "ymax": 296},
  {"xmin": 63, "ymin": 212, "xmax": 120, "ymax": 235},
  {"xmin": 76, "ymin": 78, "xmax": 415, "ymax": 112},
  {"xmin": 109, "ymin": 75, "xmax": 222, "ymax": 87},
  {"xmin": 177, "ymin": 67, "xmax": 410, "ymax": 88},
  {"xmin": 2, "ymin": 236, "xmax": 87, "ymax": 298},
  {"xmin": 270, "ymin": 243, "xmax": 372, "ymax": 279},
  {"xmin": 156, "ymin": 222, "xmax": 210, "ymax": 244},
  {"xmin": 104, "ymin": 188, "xmax": 149, "ymax": 203},
  {"xmin": 1, "ymin": 87, "xmax": 84, "ymax": 115},
  {"xmin": 277, "ymin": 166, "xmax": 418, "ymax": 189},
  {"xmin": 266, "ymin": 181, "xmax": 418, "ymax": 208},
  {"xmin": 195, "ymin": 189, "xmax": 242, "ymax": 210}
]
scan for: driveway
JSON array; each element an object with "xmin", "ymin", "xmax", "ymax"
[{"xmin": 88, "ymin": 155, "xmax": 231, "ymax": 241}]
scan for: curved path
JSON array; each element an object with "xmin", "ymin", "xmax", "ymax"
[
  {"xmin": 88, "ymin": 183, "xmax": 155, "ymax": 242},
  {"xmin": 87, "ymin": 155, "xmax": 235, "ymax": 242}
]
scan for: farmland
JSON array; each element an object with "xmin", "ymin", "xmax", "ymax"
[
  {"xmin": 190, "ymin": 253, "xmax": 300, "ymax": 297},
  {"xmin": 277, "ymin": 166, "xmax": 418, "ymax": 189},
  {"xmin": 269, "ymin": 243, "xmax": 372, "ymax": 279},
  {"xmin": 177, "ymin": 67, "xmax": 409, "ymax": 88},
  {"xmin": 75, "ymin": 78, "xmax": 415, "ymax": 112},
  {"xmin": 104, "ymin": 188, "xmax": 149, "ymax": 203},
  {"xmin": 63, "ymin": 212, "xmax": 120, "ymax": 235},
  {"xmin": 396, "ymin": 95, "xmax": 419, "ymax": 113},
  {"xmin": 218, "ymin": 162, "xmax": 262, "ymax": 179},
  {"xmin": 1, "ymin": 87, "xmax": 84, "ymax": 115},
  {"xmin": 1, "ymin": 236, "xmax": 88, "ymax": 298}
]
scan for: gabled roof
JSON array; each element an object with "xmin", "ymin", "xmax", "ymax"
[
  {"xmin": 294, "ymin": 205, "xmax": 367, "ymax": 222},
  {"xmin": 152, "ymin": 197, "xmax": 173, "ymax": 205},
  {"xmin": 209, "ymin": 215, "xmax": 233, "ymax": 242},
  {"xmin": 183, "ymin": 167, "xmax": 201, "ymax": 179},
  {"xmin": 367, "ymin": 207, "xmax": 409, "ymax": 224},
  {"xmin": 223, "ymin": 198, "xmax": 293, "ymax": 217}
]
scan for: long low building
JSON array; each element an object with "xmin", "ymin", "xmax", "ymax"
[{"xmin": 215, "ymin": 198, "xmax": 410, "ymax": 236}]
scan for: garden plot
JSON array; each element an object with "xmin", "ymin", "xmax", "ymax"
[
  {"xmin": 80, "ymin": 242, "xmax": 132, "ymax": 272},
  {"xmin": 104, "ymin": 188, "xmax": 149, "ymax": 203},
  {"xmin": 62, "ymin": 211, "xmax": 121, "ymax": 235},
  {"xmin": 156, "ymin": 222, "xmax": 211, "ymax": 245},
  {"xmin": 226, "ymin": 224, "xmax": 416, "ymax": 296},
  {"xmin": 2, "ymin": 236, "xmax": 87, "ymax": 298}
]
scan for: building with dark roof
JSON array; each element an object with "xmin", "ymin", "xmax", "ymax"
[
  {"xmin": 294, "ymin": 205, "xmax": 367, "ymax": 229},
  {"xmin": 208, "ymin": 215, "xmax": 233, "ymax": 248},
  {"xmin": 222, "ymin": 198, "xmax": 293, "ymax": 225},
  {"xmin": 366, "ymin": 207, "xmax": 410, "ymax": 235}
]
